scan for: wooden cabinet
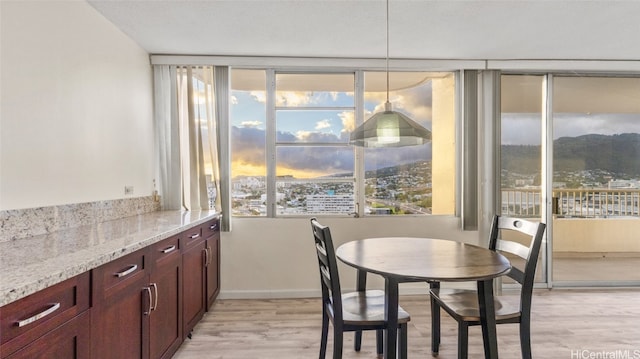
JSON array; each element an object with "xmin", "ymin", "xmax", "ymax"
[
  {"xmin": 203, "ymin": 218, "xmax": 221, "ymax": 309},
  {"xmin": 2, "ymin": 215, "xmax": 220, "ymax": 359},
  {"xmin": 0, "ymin": 272, "xmax": 90, "ymax": 359},
  {"xmin": 149, "ymin": 235, "xmax": 182, "ymax": 359},
  {"xmin": 91, "ymin": 248, "xmax": 150, "ymax": 359},
  {"xmin": 181, "ymin": 225, "xmax": 206, "ymax": 339}
]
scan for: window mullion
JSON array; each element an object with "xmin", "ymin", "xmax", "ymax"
[
  {"xmin": 266, "ymin": 69, "xmax": 277, "ymax": 217},
  {"xmin": 354, "ymin": 70, "xmax": 365, "ymax": 217}
]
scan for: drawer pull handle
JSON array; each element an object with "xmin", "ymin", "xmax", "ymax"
[
  {"xmin": 16, "ymin": 303, "xmax": 61, "ymax": 327},
  {"xmin": 150, "ymin": 283, "xmax": 158, "ymax": 311},
  {"xmin": 143, "ymin": 287, "xmax": 152, "ymax": 315},
  {"xmin": 114, "ymin": 264, "xmax": 138, "ymax": 278},
  {"xmin": 162, "ymin": 245, "xmax": 176, "ymax": 253},
  {"xmin": 209, "ymin": 224, "xmax": 217, "ymax": 230},
  {"xmin": 189, "ymin": 233, "xmax": 200, "ymax": 239}
]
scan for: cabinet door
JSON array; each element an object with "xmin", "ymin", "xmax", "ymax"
[
  {"xmin": 205, "ymin": 234, "xmax": 220, "ymax": 310},
  {"xmin": 5, "ymin": 311, "xmax": 90, "ymax": 359},
  {"xmin": 181, "ymin": 227, "xmax": 206, "ymax": 339},
  {"xmin": 149, "ymin": 236, "xmax": 182, "ymax": 359},
  {"xmin": 92, "ymin": 249, "xmax": 150, "ymax": 359},
  {"xmin": 1, "ymin": 272, "xmax": 90, "ymax": 358}
]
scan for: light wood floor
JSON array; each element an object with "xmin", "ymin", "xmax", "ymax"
[{"xmin": 174, "ymin": 289, "xmax": 640, "ymax": 358}]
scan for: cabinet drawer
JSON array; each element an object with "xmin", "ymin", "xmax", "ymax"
[
  {"xmin": 202, "ymin": 218, "xmax": 220, "ymax": 239},
  {"xmin": 151, "ymin": 235, "xmax": 180, "ymax": 263},
  {"xmin": 96, "ymin": 249, "xmax": 147, "ymax": 294},
  {"xmin": 5, "ymin": 310, "xmax": 91, "ymax": 359},
  {"xmin": 181, "ymin": 226, "xmax": 203, "ymax": 249},
  {"xmin": 0, "ymin": 272, "xmax": 90, "ymax": 357}
]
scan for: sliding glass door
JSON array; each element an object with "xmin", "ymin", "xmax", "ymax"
[
  {"xmin": 501, "ymin": 74, "xmax": 640, "ymax": 286},
  {"xmin": 550, "ymin": 76, "xmax": 640, "ymax": 285},
  {"xmin": 500, "ymin": 74, "xmax": 547, "ymax": 285}
]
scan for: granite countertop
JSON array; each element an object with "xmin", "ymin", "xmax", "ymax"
[{"xmin": 0, "ymin": 210, "xmax": 220, "ymax": 307}]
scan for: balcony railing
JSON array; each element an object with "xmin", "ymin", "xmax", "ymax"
[{"xmin": 501, "ymin": 188, "xmax": 640, "ymax": 218}]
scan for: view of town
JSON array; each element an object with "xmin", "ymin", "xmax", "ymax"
[
  {"xmin": 231, "ymin": 144, "xmax": 640, "ymax": 218},
  {"xmin": 232, "ymin": 161, "xmax": 433, "ymax": 216}
]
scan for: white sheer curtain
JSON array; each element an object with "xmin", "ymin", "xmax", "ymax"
[
  {"xmin": 153, "ymin": 65, "xmax": 181, "ymax": 210},
  {"xmin": 154, "ymin": 65, "xmax": 230, "ymax": 231}
]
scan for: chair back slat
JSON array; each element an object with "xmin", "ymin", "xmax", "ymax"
[
  {"xmin": 310, "ymin": 217, "xmax": 343, "ymax": 321},
  {"xmin": 496, "ymin": 240, "xmax": 530, "ymax": 261},
  {"xmin": 489, "ymin": 215, "xmax": 546, "ymax": 314}
]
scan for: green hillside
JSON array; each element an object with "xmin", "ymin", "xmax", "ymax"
[{"xmin": 502, "ymin": 133, "xmax": 640, "ymax": 176}]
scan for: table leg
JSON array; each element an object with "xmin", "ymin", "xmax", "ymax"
[
  {"xmin": 354, "ymin": 270, "xmax": 367, "ymax": 351},
  {"xmin": 384, "ymin": 278, "xmax": 399, "ymax": 359},
  {"xmin": 477, "ymin": 279, "xmax": 499, "ymax": 359}
]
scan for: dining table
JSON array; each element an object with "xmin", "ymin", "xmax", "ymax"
[{"xmin": 335, "ymin": 237, "xmax": 512, "ymax": 359}]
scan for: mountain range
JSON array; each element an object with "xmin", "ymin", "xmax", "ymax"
[{"xmin": 502, "ymin": 133, "xmax": 640, "ymax": 175}]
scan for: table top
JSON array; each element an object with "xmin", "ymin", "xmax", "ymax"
[{"xmin": 336, "ymin": 237, "xmax": 511, "ymax": 282}]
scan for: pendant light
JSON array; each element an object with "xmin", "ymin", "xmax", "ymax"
[{"xmin": 349, "ymin": 0, "xmax": 432, "ymax": 148}]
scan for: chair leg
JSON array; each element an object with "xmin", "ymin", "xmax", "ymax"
[
  {"xmin": 520, "ymin": 320, "xmax": 532, "ymax": 359},
  {"xmin": 399, "ymin": 323, "xmax": 408, "ymax": 359},
  {"xmin": 332, "ymin": 327, "xmax": 343, "ymax": 359},
  {"xmin": 376, "ymin": 329, "xmax": 384, "ymax": 356},
  {"xmin": 354, "ymin": 331, "xmax": 362, "ymax": 351},
  {"xmin": 319, "ymin": 311, "xmax": 329, "ymax": 359},
  {"xmin": 457, "ymin": 322, "xmax": 468, "ymax": 359}
]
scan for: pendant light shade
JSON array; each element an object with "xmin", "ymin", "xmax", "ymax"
[
  {"xmin": 349, "ymin": 0, "xmax": 432, "ymax": 148},
  {"xmin": 349, "ymin": 101, "xmax": 431, "ymax": 148}
]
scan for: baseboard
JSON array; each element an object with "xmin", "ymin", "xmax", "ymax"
[
  {"xmin": 218, "ymin": 289, "xmax": 322, "ymax": 300},
  {"xmin": 217, "ymin": 285, "xmax": 470, "ymax": 300}
]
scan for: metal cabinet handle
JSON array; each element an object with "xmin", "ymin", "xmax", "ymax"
[
  {"xmin": 209, "ymin": 223, "xmax": 218, "ymax": 230},
  {"xmin": 189, "ymin": 233, "xmax": 200, "ymax": 239},
  {"xmin": 203, "ymin": 248, "xmax": 209, "ymax": 266},
  {"xmin": 114, "ymin": 264, "xmax": 138, "ymax": 278},
  {"xmin": 150, "ymin": 283, "xmax": 158, "ymax": 311},
  {"xmin": 143, "ymin": 287, "xmax": 152, "ymax": 315},
  {"xmin": 16, "ymin": 303, "xmax": 61, "ymax": 327},
  {"xmin": 161, "ymin": 245, "xmax": 176, "ymax": 254}
]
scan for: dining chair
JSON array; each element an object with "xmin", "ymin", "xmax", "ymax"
[
  {"xmin": 310, "ymin": 217, "xmax": 411, "ymax": 359},
  {"xmin": 429, "ymin": 215, "xmax": 546, "ymax": 359}
]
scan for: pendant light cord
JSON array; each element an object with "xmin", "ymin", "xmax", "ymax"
[{"xmin": 386, "ymin": 0, "xmax": 390, "ymax": 104}]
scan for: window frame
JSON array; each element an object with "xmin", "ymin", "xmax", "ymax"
[
  {"xmin": 231, "ymin": 67, "xmax": 462, "ymax": 218},
  {"xmin": 268, "ymin": 70, "xmax": 359, "ymax": 217}
]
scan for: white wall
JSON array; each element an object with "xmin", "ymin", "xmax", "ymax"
[
  {"xmin": 0, "ymin": 1, "xmax": 480, "ymax": 300},
  {"xmin": 220, "ymin": 216, "xmax": 480, "ymax": 298},
  {"xmin": 0, "ymin": 1, "xmax": 153, "ymax": 210}
]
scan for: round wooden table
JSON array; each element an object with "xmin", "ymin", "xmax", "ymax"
[{"xmin": 336, "ymin": 237, "xmax": 511, "ymax": 359}]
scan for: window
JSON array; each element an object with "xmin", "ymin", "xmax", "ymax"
[
  {"xmin": 275, "ymin": 73, "xmax": 356, "ymax": 215},
  {"xmin": 231, "ymin": 69, "xmax": 457, "ymax": 217},
  {"xmin": 230, "ymin": 69, "xmax": 267, "ymax": 216}
]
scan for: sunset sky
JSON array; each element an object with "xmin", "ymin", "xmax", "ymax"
[{"xmin": 230, "ymin": 75, "xmax": 434, "ymax": 179}]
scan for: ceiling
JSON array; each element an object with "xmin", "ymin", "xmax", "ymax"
[{"xmin": 87, "ymin": 0, "xmax": 640, "ymax": 61}]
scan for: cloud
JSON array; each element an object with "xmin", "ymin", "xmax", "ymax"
[
  {"xmin": 231, "ymin": 126, "xmax": 266, "ymax": 166},
  {"xmin": 233, "ymin": 125, "xmax": 432, "ymax": 177},
  {"xmin": 276, "ymin": 91, "xmax": 312, "ymax": 107},
  {"xmin": 315, "ymin": 119, "xmax": 331, "ymax": 130},
  {"xmin": 364, "ymin": 81, "xmax": 434, "ymax": 129},
  {"xmin": 240, "ymin": 121, "xmax": 262, "ymax": 128},
  {"xmin": 502, "ymin": 112, "xmax": 640, "ymax": 145},
  {"xmin": 340, "ymin": 111, "xmax": 355, "ymax": 133},
  {"xmin": 250, "ymin": 91, "xmax": 266, "ymax": 103}
]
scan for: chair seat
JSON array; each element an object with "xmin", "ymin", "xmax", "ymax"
[
  {"xmin": 339, "ymin": 290, "xmax": 410, "ymax": 326},
  {"xmin": 430, "ymin": 288, "xmax": 521, "ymax": 323}
]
